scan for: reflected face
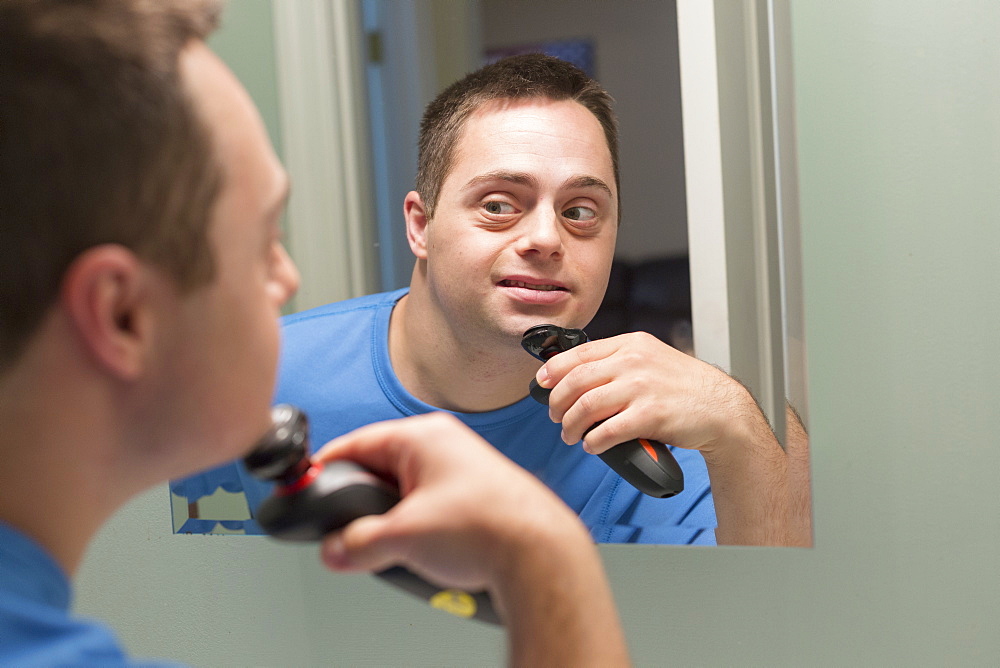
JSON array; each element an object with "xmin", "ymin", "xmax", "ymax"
[
  {"xmin": 410, "ymin": 98, "xmax": 618, "ymax": 343},
  {"xmin": 157, "ymin": 42, "xmax": 298, "ymax": 475}
]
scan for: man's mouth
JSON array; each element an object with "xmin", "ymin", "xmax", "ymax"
[{"xmin": 498, "ymin": 279, "xmax": 567, "ymax": 292}]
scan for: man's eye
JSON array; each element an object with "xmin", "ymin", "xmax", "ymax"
[
  {"xmin": 564, "ymin": 206, "xmax": 596, "ymax": 221},
  {"xmin": 483, "ymin": 201, "xmax": 515, "ymax": 215}
]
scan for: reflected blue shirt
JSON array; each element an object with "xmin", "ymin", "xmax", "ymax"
[{"xmin": 238, "ymin": 289, "xmax": 717, "ymax": 544}]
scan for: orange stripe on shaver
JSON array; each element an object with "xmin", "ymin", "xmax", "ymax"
[{"xmin": 639, "ymin": 439, "xmax": 659, "ymax": 462}]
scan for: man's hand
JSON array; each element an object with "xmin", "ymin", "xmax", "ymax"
[
  {"xmin": 313, "ymin": 412, "xmax": 584, "ymax": 589},
  {"xmin": 536, "ymin": 331, "xmax": 759, "ymax": 456},
  {"xmin": 537, "ymin": 332, "xmax": 800, "ymax": 546},
  {"xmin": 313, "ymin": 413, "xmax": 630, "ymax": 666}
]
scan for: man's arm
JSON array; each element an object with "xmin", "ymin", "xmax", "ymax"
[
  {"xmin": 314, "ymin": 413, "xmax": 630, "ymax": 667},
  {"xmin": 537, "ymin": 332, "xmax": 799, "ymax": 546},
  {"xmin": 785, "ymin": 404, "xmax": 813, "ymax": 547},
  {"xmin": 697, "ymin": 381, "xmax": 790, "ymax": 545},
  {"xmin": 691, "ymin": 399, "xmax": 813, "ymax": 547}
]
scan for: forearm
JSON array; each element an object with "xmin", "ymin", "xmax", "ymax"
[
  {"xmin": 701, "ymin": 387, "xmax": 792, "ymax": 546},
  {"xmin": 494, "ymin": 524, "xmax": 630, "ymax": 667},
  {"xmin": 785, "ymin": 404, "xmax": 813, "ymax": 546}
]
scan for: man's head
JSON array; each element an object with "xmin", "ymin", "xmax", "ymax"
[
  {"xmin": 0, "ymin": 0, "xmax": 223, "ymax": 372},
  {"xmin": 415, "ymin": 54, "xmax": 620, "ymax": 224},
  {"xmin": 403, "ymin": 55, "xmax": 620, "ymax": 346},
  {"xmin": 0, "ymin": 0, "xmax": 298, "ymax": 478}
]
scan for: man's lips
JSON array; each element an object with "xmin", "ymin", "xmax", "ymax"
[
  {"xmin": 496, "ymin": 277, "xmax": 570, "ymax": 306},
  {"xmin": 497, "ymin": 278, "xmax": 568, "ymax": 292}
]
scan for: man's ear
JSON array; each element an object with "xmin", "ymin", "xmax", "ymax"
[
  {"xmin": 403, "ymin": 191, "xmax": 430, "ymax": 260},
  {"xmin": 59, "ymin": 245, "xmax": 158, "ymax": 380}
]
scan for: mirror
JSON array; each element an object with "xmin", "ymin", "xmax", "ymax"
[{"xmin": 171, "ymin": 0, "xmax": 811, "ymax": 546}]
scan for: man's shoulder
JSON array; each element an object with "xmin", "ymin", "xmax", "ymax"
[
  {"xmin": 0, "ymin": 524, "xmax": 134, "ymax": 665},
  {"xmin": 281, "ymin": 288, "xmax": 407, "ymax": 331},
  {"xmin": 0, "ymin": 614, "xmax": 134, "ymax": 667}
]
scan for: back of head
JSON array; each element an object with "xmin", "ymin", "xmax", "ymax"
[
  {"xmin": 415, "ymin": 53, "xmax": 620, "ymax": 222},
  {"xmin": 0, "ymin": 0, "xmax": 222, "ymax": 372}
]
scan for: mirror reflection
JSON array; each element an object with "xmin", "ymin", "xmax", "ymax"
[{"xmin": 172, "ymin": 0, "xmax": 811, "ymax": 547}]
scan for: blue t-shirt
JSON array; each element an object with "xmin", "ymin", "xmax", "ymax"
[
  {"xmin": 238, "ymin": 289, "xmax": 717, "ymax": 545},
  {"xmin": 0, "ymin": 522, "xmax": 177, "ymax": 667}
]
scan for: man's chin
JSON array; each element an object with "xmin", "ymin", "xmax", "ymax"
[
  {"xmin": 501, "ymin": 315, "xmax": 589, "ymax": 344},
  {"xmin": 485, "ymin": 301, "xmax": 595, "ymax": 344}
]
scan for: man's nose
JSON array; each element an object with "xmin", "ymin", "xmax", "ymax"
[{"xmin": 515, "ymin": 207, "xmax": 564, "ymax": 258}]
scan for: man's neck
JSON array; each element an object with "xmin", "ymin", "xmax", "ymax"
[
  {"xmin": 389, "ymin": 292, "xmax": 541, "ymax": 413},
  {"xmin": 0, "ymin": 349, "xmax": 132, "ymax": 577}
]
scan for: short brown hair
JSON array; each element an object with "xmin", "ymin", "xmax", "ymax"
[
  {"xmin": 416, "ymin": 53, "xmax": 620, "ymax": 222},
  {"xmin": 0, "ymin": 0, "xmax": 223, "ymax": 370}
]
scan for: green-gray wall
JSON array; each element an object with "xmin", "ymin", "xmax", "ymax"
[
  {"xmin": 208, "ymin": 0, "xmax": 282, "ymax": 157},
  {"xmin": 75, "ymin": 1, "xmax": 1000, "ymax": 665}
]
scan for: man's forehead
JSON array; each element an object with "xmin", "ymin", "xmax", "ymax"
[
  {"xmin": 451, "ymin": 97, "xmax": 615, "ymax": 187},
  {"xmin": 464, "ymin": 96, "xmax": 599, "ymax": 133}
]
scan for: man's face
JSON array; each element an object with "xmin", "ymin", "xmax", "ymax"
[
  {"xmin": 154, "ymin": 42, "xmax": 298, "ymax": 475},
  {"xmin": 409, "ymin": 97, "xmax": 618, "ymax": 345}
]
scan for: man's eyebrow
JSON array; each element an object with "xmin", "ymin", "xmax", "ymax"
[
  {"xmin": 461, "ymin": 171, "xmax": 613, "ymax": 200},
  {"xmin": 563, "ymin": 175, "xmax": 613, "ymax": 199},
  {"xmin": 462, "ymin": 170, "xmax": 540, "ymax": 191}
]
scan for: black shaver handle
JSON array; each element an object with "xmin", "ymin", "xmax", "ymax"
[
  {"xmin": 529, "ymin": 379, "xmax": 684, "ymax": 498},
  {"xmin": 377, "ymin": 566, "xmax": 497, "ymax": 624},
  {"xmin": 254, "ymin": 460, "xmax": 501, "ymax": 625}
]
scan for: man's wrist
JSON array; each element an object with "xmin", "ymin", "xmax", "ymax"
[{"xmin": 700, "ymin": 373, "xmax": 774, "ymax": 460}]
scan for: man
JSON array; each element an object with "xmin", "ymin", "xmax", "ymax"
[
  {"xmin": 241, "ymin": 54, "xmax": 811, "ymax": 546},
  {"xmin": 0, "ymin": 1, "xmax": 629, "ymax": 665}
]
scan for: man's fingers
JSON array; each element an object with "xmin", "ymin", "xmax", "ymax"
[
  {"xmin": 317, "ymin": 412, "xmax": 465, "ymax": 460},
  {"xmin": 558, "ymin": 383, "xmax": 623, "ymax": 443},
  {"xmin": 314, "ymin": 413, "xmax": 459, "ymax": 478},
  {"xmin": 321, "ymin": 514, "xmax": 402, "ymax": 573},
  {"xmin": 578, "ymin": 410, "xmax": 644, "ymax": 454},
  {"xmin": 545, "ymin": 356, "xmax": 622, "ymax": 425},
  {"xmin": 314, "ymin": 420, "xmax": 406, "ymax": 472},
  {"xmin": 537, "ymin": 337, "xmax": 620, "ymax": 388}
]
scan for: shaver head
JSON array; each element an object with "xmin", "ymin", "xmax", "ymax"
[
  {"xmin": 521, "ymin": 324, "xmax": 589, "ymax": 361},
  {"xmin": 243, "ymin": 404, "xmax": 312, "ymax": 485}
]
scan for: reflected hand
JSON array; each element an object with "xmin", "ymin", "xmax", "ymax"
[
  {"xmin": 537, "ymin": 331, "xmax": 795, "ymax": 546},
  {"xmin": 536, "ymin": 331, "xmax": 762, "ymax": 457}
]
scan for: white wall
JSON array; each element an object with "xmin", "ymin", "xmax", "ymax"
[{"xmin": 481, "ymin": 0, "xmax": 689, "ymax": 261}]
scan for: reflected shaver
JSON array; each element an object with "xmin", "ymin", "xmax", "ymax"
[
  {"xmin": 243, "ymin": 405, "xmax": 501, "ymax": 625},
  {"xmin": 521, "ymin": 324, "xmax": 684, "ymax": 498}
]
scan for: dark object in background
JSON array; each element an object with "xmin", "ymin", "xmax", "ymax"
[{"xmin": 588, "ymin": 256, "xmax": 693, "ymax": 355}]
